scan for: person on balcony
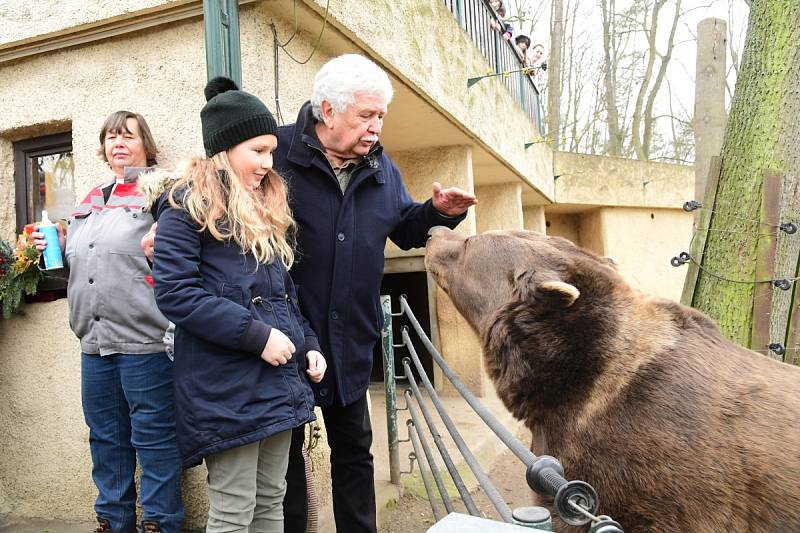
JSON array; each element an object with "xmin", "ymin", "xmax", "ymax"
[
  {"xmin": 32, "ymin": 111, "xmax": 184, "ymax": 533},
  {"xmin": 527, "ymin": 43, "xmax": 548, "ymax": 90},
  {"xmin": 489, "ymin": 0, "xmax": 513, "ymax": 40},
  {"xmin": 277, "ymin": 54, "xmax": 477, "ymax": 533}
]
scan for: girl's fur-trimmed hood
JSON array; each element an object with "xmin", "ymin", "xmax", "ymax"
[{"xmin": 137, "ymin": 163, "xmax": 187, "ymax": 211}]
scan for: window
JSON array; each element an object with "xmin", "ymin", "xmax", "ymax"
[
  {"xmin": 13, "ymin": 132, "xmax": 74, "ymax": 232},
  {"xmin": 13, "ymin": 132, "xmax": 73, "ymax": 300}
]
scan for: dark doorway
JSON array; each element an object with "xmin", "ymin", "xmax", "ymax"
[{"xmin": 371, "ymin": 271, "xmax": 434, "ymax": 385}]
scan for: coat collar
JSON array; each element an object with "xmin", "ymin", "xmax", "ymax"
[{"xmin": 286, "ymin": 102, "xmax": 385, "ymax": 184}]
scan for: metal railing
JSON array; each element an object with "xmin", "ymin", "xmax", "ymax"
[
  {"xmin": 443, "ymin": 0, "xmax": 543, "ymax": 133},
  {"xmin": 381, "ymin": 294, "xmax": 624, "ymax": 532}
]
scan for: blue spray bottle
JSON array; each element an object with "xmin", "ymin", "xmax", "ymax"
[{"xmin": 39, "ymin": 210, "xmax": 64, "ymax": 270}]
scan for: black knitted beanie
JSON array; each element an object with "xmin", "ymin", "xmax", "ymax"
[{"xmin": 201, "ymin": 77, "xmax": 278, "ymax": 156}]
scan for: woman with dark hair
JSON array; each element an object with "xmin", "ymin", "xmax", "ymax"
[{"xmin": 33, "ymin": 111, "xmax": 183, "ymax": 533}]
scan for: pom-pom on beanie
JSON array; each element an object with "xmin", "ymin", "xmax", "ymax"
[{"xmin": 201, "ymin": 76, "xmax": 278, "ymax": 156}]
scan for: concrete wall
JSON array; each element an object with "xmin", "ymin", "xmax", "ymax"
[
  {"xmin": 475, "ymin": 183, "xmax": 523, "ymax": 234},
  {"xmin": 546, "ymin": 152, "xmax": 695, "ymax": 301},
  {"xmin": 601, "ymin": 207, "xmax": 694, "ymax": 300},
  {"xmin": 389, "ymin": 146, "xmax": 487, "ymax": 397},
  {"xmin": 388, "ymin": 145, "xmax": 476, "ymax": 258},
  {"xmin": 522, "ymin": 206, "xmax": 546, "ymax": 233},
  {"xmin": 0, "ymin": 0, "xmax": 174, "ymax": 45},
  {"xmin": 545, "ymin": 213, "xmax": 581, "ymax": 245},
  {"xmin": 553, "ymin": 151, "xmax": 694, "ymax": 208},
  {"xmin": 544, "ymin": 207, "xmax": 693, "ymax": 300}
]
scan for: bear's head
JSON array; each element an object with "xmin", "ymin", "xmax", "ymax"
[
  {"xmin": 425, "ymin": 227, "xmax": 621, "ymax": 337},
  {"xmin": 425, "ymin": 227, "xmax": 627, "ymax": 416}
]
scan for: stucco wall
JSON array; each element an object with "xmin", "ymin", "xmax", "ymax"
[
  {"xmin": 0, "ymin": 0, "xmax": 177, "ymax": 45},
  {"xmin": 545, "ymin": 207, "xmax": 691, "ymax": 301},
  {"xmin": 388, "ymin": 145, "xmax": 483, "ymax": 396},
  {"xmin": 0, "ymin": 4, "xmax": 334, "ymax": 527},
  {"xmin": 546, "ymin": 213, "xmax": 581, "ymax": 245},
  {"xmin": 0, "ymin": 138, "xmax": 14, "ymax": 242},
  {"xmin": 578, "ymin": 209, "xmax": 606, "ymax": 257},
  {"xmin": 388, "ymin": 145, "xmax": 477, "ymax": 258},
  {"xmin": 522, "ymin": 206, "xmax": 546, "ymax": 233}
]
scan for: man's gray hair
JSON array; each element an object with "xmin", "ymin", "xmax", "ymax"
[{"xmin": 311, "ymin": 54, "xmax": 394, "ymax": 120}]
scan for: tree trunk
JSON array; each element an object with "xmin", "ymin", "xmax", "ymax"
[
  {"xmin": 600, "ymin": 0, "xmax": 623, "ymax": 156},
  {"xmin": 691, "ymin": 0, "xmax": 800, "ymax": 353},
  {"xmin": 548, "ymin": 0, "xmax": 564, "ymax": 150}
]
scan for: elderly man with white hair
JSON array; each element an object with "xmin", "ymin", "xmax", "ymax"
[{"xmin": 276, "ymin": 54, "xmax": 476, "ymax": 532}]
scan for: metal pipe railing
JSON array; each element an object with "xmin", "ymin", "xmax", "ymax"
[
  {"xmin": 402, "ymin": 329, "xmax": 514, "ymax": 522},
  {"xmin": 406, "ymin": 419, "xmax": 445, "ymax": 521},
  {"xmin": 397, "ymin": 295, "xmax": 622, "ymax": 530},
  {"xmin": 402, "ymin": 359, "xmax": 480, "ymax": 516},
  {"xmin": 405, "ymin": 398, "xmax": 452, "ymax": 517},
  {"xmin": 399, "ymin": 296, "xmax": 536, "ymax": 465}
]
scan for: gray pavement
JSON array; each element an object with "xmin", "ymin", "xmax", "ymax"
[{"xmin": 0, "ymin": 515, "xmax": 97, "ymax": 533}]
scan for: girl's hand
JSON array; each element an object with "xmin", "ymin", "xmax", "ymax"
[
  {"xmin": 306, "ymin": 350, "xmax": 327, "ymax": 383},
  {"xmin": 261, "ymin": 329, "xmax": 295, "ymax": 366}
]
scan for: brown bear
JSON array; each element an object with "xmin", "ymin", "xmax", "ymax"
[{"xmin": 424, "ymin": 226, "xmax": 800, "ymax": 532}]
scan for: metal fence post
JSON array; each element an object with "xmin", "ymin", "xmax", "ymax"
[{"xmin": 381, "ymin": 295, "xmax": 400, "ymax": 485}]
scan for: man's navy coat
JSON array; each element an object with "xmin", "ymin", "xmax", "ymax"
[{"xmin": 275, "ymin": 102, "xmax": 465, "ymax": 406}]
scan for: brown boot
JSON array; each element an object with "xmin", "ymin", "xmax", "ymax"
[
  {"xmin": 141, "ymin": 520, "xmax": 162, "ymax": 533},
  {"xmin": 93, "ymin": 518, "xmax": 112, "ymax": 533}
]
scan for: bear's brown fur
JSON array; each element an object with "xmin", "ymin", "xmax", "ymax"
[{"xmin": 424, "ymin": 227, "xmax": 800, "ymax": 532}]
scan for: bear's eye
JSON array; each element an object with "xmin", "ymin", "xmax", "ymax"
[{"xmin": 514, "ymin": 269, "xmax": 531, "ymax": 282}]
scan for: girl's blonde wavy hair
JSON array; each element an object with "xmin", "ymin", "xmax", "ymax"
[{"xmin": 168, "ymin": 151, "xmax": 295, "ymax": 267}]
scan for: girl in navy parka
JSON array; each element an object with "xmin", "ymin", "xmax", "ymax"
[{"xmin": 149, "ymin": 77, "xmax": 326, "ymax": 533}]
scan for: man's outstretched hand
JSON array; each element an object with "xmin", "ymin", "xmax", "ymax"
[{"xmin": 432, "ymin": 181, "xmax": 478, "ymax": 217}]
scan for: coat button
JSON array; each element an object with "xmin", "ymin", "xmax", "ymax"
[
  {"xmin": 337, "ymin": 232, "xmax": 345, "ymax": 242},
  {"xmin": 320, "ymin": 388, "xmax": 328, "ymax": 396},
  {"xmin": 88, "ymin": 243, "xmax": 94, "ymax": 249},
  {"xmin": 331, "ymin": 311, "xmax": 339, "ymax": 320},
  {"xmin": 88, "ymin": 278, "xmax": 94, "ymax": 284},
  {"xmin": 94, "ymin": 316, "xmax": 100, "ymax": 321}
]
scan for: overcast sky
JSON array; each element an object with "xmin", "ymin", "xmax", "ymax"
[{"xmin": 506, "ymin": 0, "xmax": 750, "ymax": 158}]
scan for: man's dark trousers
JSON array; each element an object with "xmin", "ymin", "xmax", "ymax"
[{"xmin": 285, "ymin": 394, "xmax": 377, "ymax": 533}]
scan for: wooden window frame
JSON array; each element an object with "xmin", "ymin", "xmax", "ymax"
[
  {"xmin": 13, "ymin": 132, "xmax": 73, "ymax": 232},
  {"xmin": 13, "ymin": 132, "xmax": 72, "ymax": 301}
]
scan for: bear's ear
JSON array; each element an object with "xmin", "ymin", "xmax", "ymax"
[
  {"xmin": 513, "ymin": 269, "xmax": 580, "ymax": 308},
  {"xmin": 538, "ymin": 280, "xmax": 580, "ymax": 308}
]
